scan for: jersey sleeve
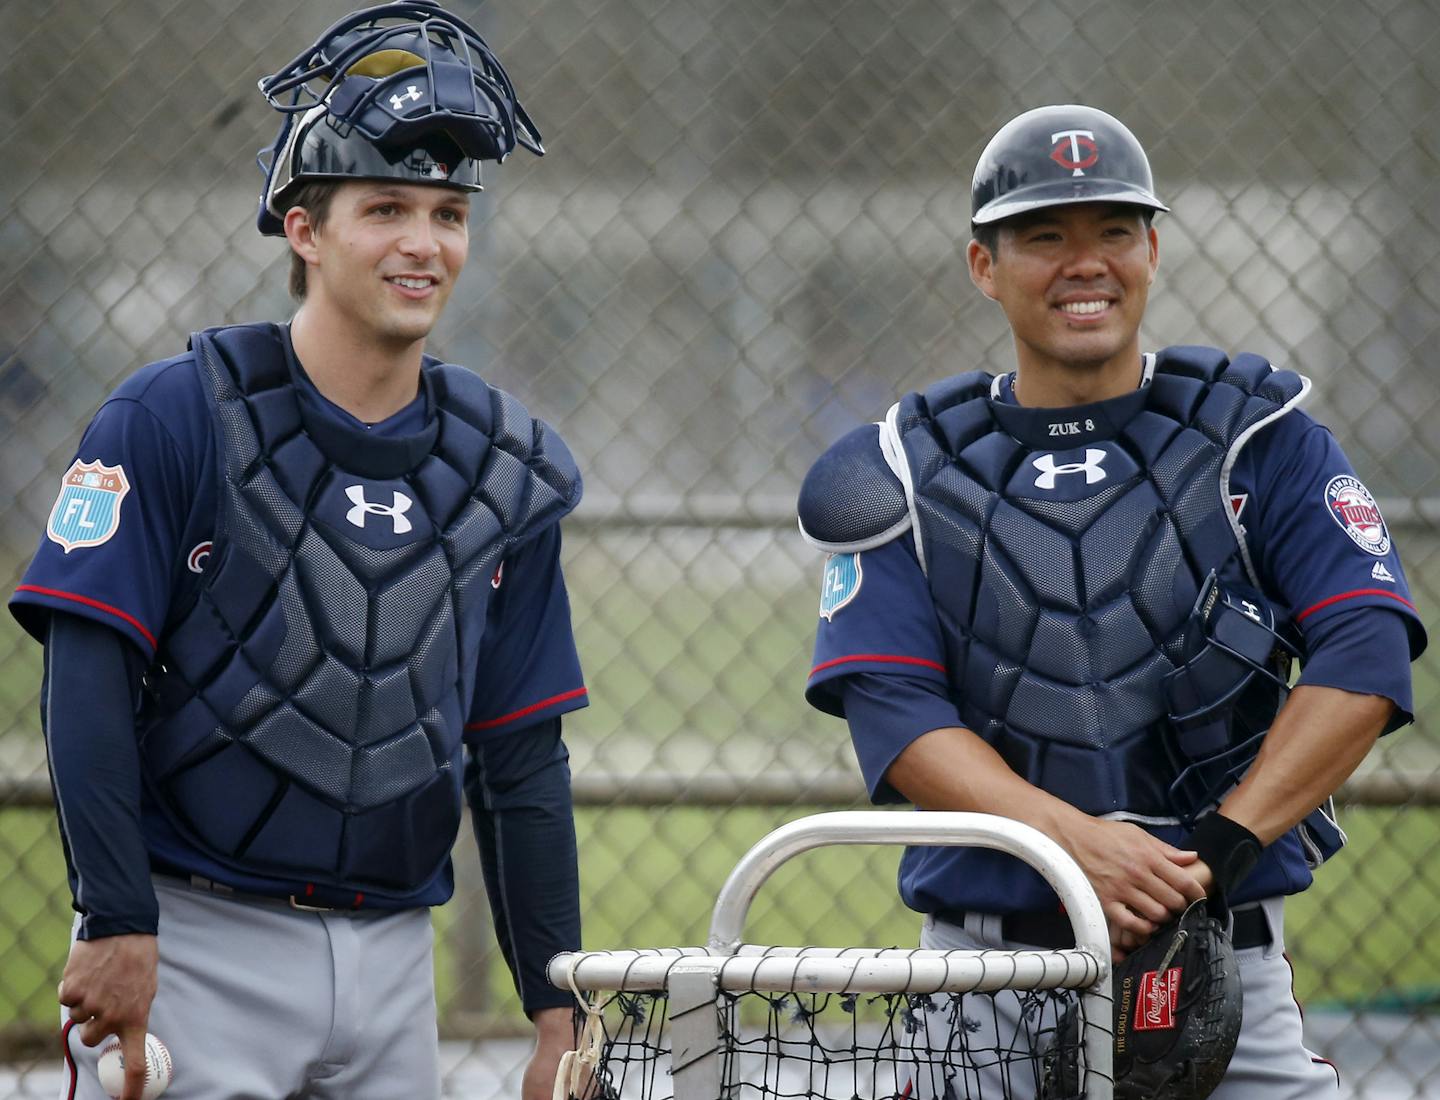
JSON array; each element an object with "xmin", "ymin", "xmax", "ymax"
[
  {"xmin": 838, "ymin": 672, "xmax": 964, "ymax": 802},
  {"xmin": 10, "ymin": 395, "xmax": 196, "ymax": 657},
  {"xmin": 464, "ymin": 524, "xmax": 588, "ymax": 741},
  {"xmin": 1237, "ymin": 411, "xmax": 1426, "ymax": 658},
  {"xmin": 805, "ymin": 534, "xmax": 952, "ymax": 712},
  {"xmin": 464, "ymin": 719, "xmax": 581, "ymax": 1013},
  {"xmin": 804, "ymin": 534, "xmax": 962, "ymax": 799},
  {"xmin": 1295, "ymin": 604, "xmax": 1416, "ymax": 726}
]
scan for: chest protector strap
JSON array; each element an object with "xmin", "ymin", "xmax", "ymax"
[
  {"xmin": 139, "ymin": 323, "xmax": 581, "ymax": 894},
  {"xmin": 890, "ymin": 347, "xmax": 1306, "ymax": 821}
]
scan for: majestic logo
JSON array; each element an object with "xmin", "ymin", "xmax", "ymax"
[
  {"xmin": 1324, "ymin": 475, "xmax": 1390, "ymax": 556},
  {"xmin": 1032, "ymin": 449, "xmax": 1107, "ymax": 490},
  {"xmin": 1371, "ymin": 561, "xmax": 1395, "ymax": 583},
  {"xmin": 46, "ymin": 460, "xmax": 130, "ymax": 553},
  {"xmin": 186, "ymin": 541, "xmax": 213, "ymax": 574},
  {"xmin": 1133, "ymin": 967, "xmax": 1182, "ymax": 1031},
  {"xmin": 491, "ymin": 561, "xmax": 505, "ymax": 589},
  {"xmin": 390, "ymin": 85, "xmax": 423, "ymax": 110},
  {"xmin": 1051, "ymin": 129, "xmax": 1099, "ymax": 175},
  {"xmin": 819, "ymin": 552, "xmax": 863, "ymax": 621},
  {"xmin": 345, "ymin": 485, "xmax": 414, "ymax": 535},
  {"xmin": 1229, "ymin": 493, "xmax": 1248, "ymax": 520}
]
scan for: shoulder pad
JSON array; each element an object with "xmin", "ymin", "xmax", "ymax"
[
  {"xmin": 1154, "ymin": 346, "xmax": 1306, "ymax": 404},
  {"xmin": 432, "ymin": 364, "xmax": 583, "ymax": 524},
  {"xmin": 1153, "ymin": 345, "xmax": 1231, "ymax": 383},
  {"xmin": 798, "ymin": 424, "xmax": 911, "ymax": 553},
  {"xmin": 193, "ymin": 322, "xmax": 290, "ymax": 396},
  {"xmin": 896, "ymin": 371, "xmax": 993, "ymax": 433}
]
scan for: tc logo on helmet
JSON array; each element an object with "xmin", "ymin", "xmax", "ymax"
[{"xmin": 1050, "ymin": 129, "xmax": 1099, "ymax": 175}]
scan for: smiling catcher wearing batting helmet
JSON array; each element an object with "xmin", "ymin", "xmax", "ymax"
[
  {"xmin": 798, "ymin": 103, "xmax": 1426, "ymax": 1098},
  {"xmin": 12, "ymin": 5, "xmax": 588, "ymax": 1098}
]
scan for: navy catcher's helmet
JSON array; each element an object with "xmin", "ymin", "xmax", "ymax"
[
  {"xmin": 971, "ymin": 104, "xmax": 1168, "ymax": 227},
  {"xmin": 255, "ymin": 1, "xmax": 543, "ymax": 236}
]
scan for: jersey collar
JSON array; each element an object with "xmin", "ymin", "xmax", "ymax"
[
  {"xmin": 282, "ymin": 324, "xmax": 442, "ymax": 479},
  {"xmin": 988, "ymin": 352, "xmax": 1156, "ymax": 449}
]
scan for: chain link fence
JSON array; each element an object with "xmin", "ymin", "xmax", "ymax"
[{"xmin": 3, "ymin": 0, "xmax": 1439, "ymax": 1094}]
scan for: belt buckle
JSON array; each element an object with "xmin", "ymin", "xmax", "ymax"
[{"xmin": 288, "ymin": 895, "xmax": 338, "ymax": 913}]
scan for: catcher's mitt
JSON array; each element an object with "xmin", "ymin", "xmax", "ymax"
[{"xmin": 1042, "ymin": 900, "xmax": 1243, "ymax": 1100}]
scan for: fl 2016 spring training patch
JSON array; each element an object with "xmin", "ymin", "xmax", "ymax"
[{"xmin": 46, "ymin": 459, "xmax": 131, "ymax": 553}]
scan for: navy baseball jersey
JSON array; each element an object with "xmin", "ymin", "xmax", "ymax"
[
  {"xmin": 12, "ymin": 327, "xmax": 587, "ymax": 907},
  {"xmin": 804, "ymin": 362, "xmax": 1425, "ymax": 916}
]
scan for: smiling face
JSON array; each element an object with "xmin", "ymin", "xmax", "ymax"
[
  {"xmin": 968, "ymin": 203, "xmax": 1159, "ymax": 389},
  {"xmin": 286, "ymin": 180, "xmax": 470, "ymax": 351}
]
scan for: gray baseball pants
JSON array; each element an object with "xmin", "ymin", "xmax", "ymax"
[{"xmin": 61, "ymin": 875, "xmax": 442, "ymax": 1100}]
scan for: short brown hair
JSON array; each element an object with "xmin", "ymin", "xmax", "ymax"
[{"xmin": 285, "ymin": 180, "xmax": 342, "ymax": 300}]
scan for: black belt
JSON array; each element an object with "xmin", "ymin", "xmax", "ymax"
[
  {"xmin": 154, "ymin": 872, "xmax": 364, "ymax": 913},
  {"xmin": 937, "ymin": 904, "xmax": 1272, "ymax": 950}
]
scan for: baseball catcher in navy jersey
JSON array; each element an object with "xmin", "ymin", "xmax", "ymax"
[
  {"xmin": 799, "ymin": 104, "xmax": 1425, "ymax": 1098},
  {"xmin": 13, "ymin": 4, "xmax": 588, "ymax": 1098}
]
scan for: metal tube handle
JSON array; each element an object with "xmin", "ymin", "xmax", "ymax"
[{"xmin": 705, "ymin": 810, "xmax": 1110, "ymax": 966}]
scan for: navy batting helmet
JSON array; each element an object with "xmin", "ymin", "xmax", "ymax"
[
  {"xmin": 971, "ymin": 105, "xmax": 1168, "ymax": 227},
  {"xmin": 255, "ymin": 1, "xmax": 543, "ymax": 236}
]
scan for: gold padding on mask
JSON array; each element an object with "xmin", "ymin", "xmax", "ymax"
[{"xmin": 345, "ymin": 49, "xmax": 426, "ymax": 78}]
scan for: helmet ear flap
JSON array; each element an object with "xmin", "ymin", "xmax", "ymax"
[{"xmin": 256, "ymin": 112, "xmax": 301, "ymax": 237}]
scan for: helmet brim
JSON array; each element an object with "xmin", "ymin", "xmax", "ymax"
[
  {"xmin": 258, "ymin": 105, "xmax": 483, "ymax": 236},
  {"xmin": 973, "ymin": 178, "xmax": 1169, "ymax": 226}
]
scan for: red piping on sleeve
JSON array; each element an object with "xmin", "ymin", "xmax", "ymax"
[
  {"xmin": 14, "ymin": 584, "xmax": 157, "ymax": 650},
  {"xmin": 809, "ymin": 653, "xmax": 947, "ymax": 678},
  {"xmin": 1295, "ymin": 588, "xmax": 1416, "ymax": 622},
  {"xmin": 466, "ymin": 686, "xmax": 589, "ymax": 731}
]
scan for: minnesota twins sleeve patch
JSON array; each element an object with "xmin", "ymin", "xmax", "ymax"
[
  {"xmin": 46, "ymin": 460, "xmax": 131, "ymax": 553},
  {"xmin": 1325, "ymin": 474, "xmax": 1390, "ymax": 555},
  {"xmin": 819, "ymin": 552, "xmax": 863, "ymax": 620}
]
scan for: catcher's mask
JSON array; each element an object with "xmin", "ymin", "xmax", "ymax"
[
  {"xmin": 1163, "ymin": 571, "xmax": 1301, "ymax": 821},
  {"xmin": 971, "ymin": 104, "xmax": 1169, "ymax": 227},
  {"xmin": 255, "ymin": 0, "xmax": 543, "ymax": 236}
]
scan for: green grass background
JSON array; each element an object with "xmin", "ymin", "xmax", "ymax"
[
  {"xmin": 1, "ymin": 525, "xmax": 1437, "ymax": 1038},
  {"xmin": 6, "ymin": 803, "xmax": 1439, "ymax": 1037}
]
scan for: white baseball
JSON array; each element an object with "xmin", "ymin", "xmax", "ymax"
[{"xmin": 96, "ymin": 1033, "xmax": 172, "ymax": 1100}]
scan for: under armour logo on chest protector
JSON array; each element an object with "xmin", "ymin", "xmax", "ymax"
[
  {"xmin": 1032, "ymin": 448, "xmax": 1108, "ymax": 490},
  {"xmin": 345, "ymin": 485, "xmax": 414, "ymax": 534}
]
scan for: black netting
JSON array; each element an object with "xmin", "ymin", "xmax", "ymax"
[{"xmin": 573, "ymin": 986, "xmax": 1085, "ymax": 1100}]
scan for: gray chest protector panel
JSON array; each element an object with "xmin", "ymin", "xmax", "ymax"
[
  {"xmin": 893, "ymin": 348, "xmax": 1305, "ymax": 820},
  {"xmin": 140, "ymin": 323, "xmax": 581, "ymax": 894}
]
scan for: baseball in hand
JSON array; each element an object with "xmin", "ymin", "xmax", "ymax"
[{"xmin": 97, "ymin": 1033, "xmax": 172, "ymax": 1100}]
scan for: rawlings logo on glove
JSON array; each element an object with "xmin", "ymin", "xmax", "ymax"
[{"xmin": 1131, "ymin": 966, "xmax": 1182, "ymax": 1031}]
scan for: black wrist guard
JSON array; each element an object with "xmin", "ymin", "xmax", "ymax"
[{"xmin": 1187, "ymin": 812, "xmax": 1263, "ymax": 905}]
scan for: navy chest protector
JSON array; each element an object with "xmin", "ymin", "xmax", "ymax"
[
  {"xmin": 139, "ymin": 323, "xmax": 581, "ymax": 893},
  {"xmin": 807, "ymin": 348, "xmax": 1307, "ymax": 823}
]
